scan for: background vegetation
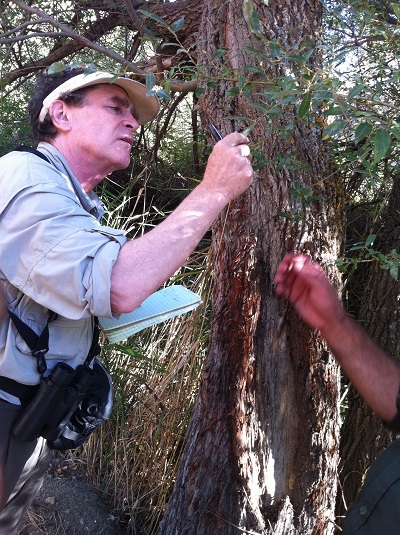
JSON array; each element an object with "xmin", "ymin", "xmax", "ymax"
[{"xmin": 2, "ymin": 0, "xmax": 400, "ymax": 532}]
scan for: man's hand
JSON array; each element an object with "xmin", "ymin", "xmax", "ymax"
[
  {"xmin": 275, "ymin": 254, "xmax": 346, "ymax": 334},
  {"xmin": 201, "ymin": 132, "xmax": 253, "ymax": 202},
  {"xmin": 275, "ymin": 253, "xmax": 400, "ymax": 423}
]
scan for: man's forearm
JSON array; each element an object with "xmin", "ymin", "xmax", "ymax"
[
  {"xmin": 110, "ymin": 184, "xmax": 228, "ymax": 313},
  {"xmin": 321, "ymin": 314, "xmax": 400, "ymax": 423},
  {"xmin": 110, "ymin": 131, "xmax": 253, "ymax": 314}
]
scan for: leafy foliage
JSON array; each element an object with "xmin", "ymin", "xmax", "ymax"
[{"xmin": 2, "ymin": 0, "xmax": 400, "ymax": 530}]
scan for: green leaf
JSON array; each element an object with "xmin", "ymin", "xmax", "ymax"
[
  {"xmin": 390, "ymin": 266, "xmax": 399, "ymax": 281},
  {"xmin": 226, "ymin": 87, "xmax": 241, "ymax": 97},
  {"xmin": 355, "ymin": 122, "xmax": 373, "ymax": 144},
  {"xmin": 212, "ymin": 49, "xmax": 228, "ymax": 60},
  {"xmin": 146, "ymin": 72, "xmax": 156, "ymax": 91},
  {"xmin": 245, "ymin": 65, "xmax": 265, "ymax": 73},
  {"xmin": 242, "ymin": 0, "xmax": 262, "ymax": 37},
  {"xmin": 252, "ymin": 102, "xmax": 273, "ymax": 113},
  {"xmin": 305, "ymin": 48, "xmax": 314, "ymax": 60},
  {"xmin": 225, "ymin": 115, "xmax": 252, "ymax": 121},
  {"xmin": 390, "ymin": 125, "xmax": 400, "ymax": 141},
  {"xmin": 391, "ymin": 3, "xmax": 400, "ymax": 19},
  {"xmin": 322, "ymin": 119, "xmax": 346, "ymax": 139},
  {"xmin": 298, "ymin": 91, "xmax": 312, "ymax": 118},
  {"xmin": 373, "ymin": 128, "xmax": 391, "ymax": 163},
  {"xmin": 324, "ymin": 106, "xmax": 348, "ymax": 116},
  {"xmin": 243, "ymin": 45, "xmax": 267, "ymax": 57},
  {"xmin": 365, "ymin": 234, "xmax": 376, "ymax": 247},
  {"xmin": 47, "ymin": 62, "xmax": 66, "ymax": 74},
  {"xmin": 242, "ymin": 124, "xmax": 256, "ymax": 137},
  {"xmin": 347, "ymin": 84, "xmax": 365, "ymax": 99},
  {"xmin": 138, "ymin": 9, "xmax": 169, "ymax": 28},
  {"xmin": 171, "ymin": 17, "xmax": 185, "ymax": 32},
  {"xmin": 328, "ymin": 50, "xmax": 349, "ymax": 65},
  {"xmin": 155, "ymin": 88, "xmax": 171, "ymax": 100}
]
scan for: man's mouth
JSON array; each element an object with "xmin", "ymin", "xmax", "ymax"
[{"xmin": 119, "ymin": 136, "xmax": 133, "ymax": 146}]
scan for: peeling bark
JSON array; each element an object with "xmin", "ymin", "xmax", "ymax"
[{"xmin": 159, "ymin": 0, "xmax": 344, "ymax": 533}]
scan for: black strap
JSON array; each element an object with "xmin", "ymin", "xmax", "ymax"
[
  {"xmin": 0, "ymin": 377, "xmax": 39, "ymax": 407},
  {"xmin": 14, "ymin": 145, "xmax": 51, "ymax": 164},
  {"xmin": 9, "ymin": 308, "xmax": 100, "ymax": 372},
  {"xmin": 5, "ymin": 146, "xmax": 101, "ymax": 383},
  {"xmin": 8, "ymin": 310, "xmax": 58, "ymax": 375},
  {"xmin": 85, "ymin": 317, "xmax": 101, "ymax": 366}
]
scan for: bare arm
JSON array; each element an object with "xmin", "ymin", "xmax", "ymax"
[
  {"xmin": 110, "ymin": 132, "xmax": 253, "ymax": 313},
  {"xmin": 275, "ymin": 253, "xmax": 400, "ymax": 423}
]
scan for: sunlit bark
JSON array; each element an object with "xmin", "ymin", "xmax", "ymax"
[{"xmin": 160, "ymin": 0, "xmax": 345, "ymax": 533}]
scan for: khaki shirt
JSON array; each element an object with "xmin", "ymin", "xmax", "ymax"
[{"xmin": 0, "ymin": 143, "xmax": 127, "ymax": 400}]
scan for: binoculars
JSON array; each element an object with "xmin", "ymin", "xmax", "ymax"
[{"xmin": 13, "ymin": 361, "xmax": 96, "ymax": 442}]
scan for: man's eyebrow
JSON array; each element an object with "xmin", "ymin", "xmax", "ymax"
[{"xmin": 108, "ymin": 95, "xmax": 136, "ymax": 115}]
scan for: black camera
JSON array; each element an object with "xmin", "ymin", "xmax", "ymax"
[{"xmin": 12, "ymin": 361, "xmax": 96, "ymax": 443}]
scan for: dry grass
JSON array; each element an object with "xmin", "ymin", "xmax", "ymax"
[
  {"xmin": 76, "ymin": 149, "xmax": 213, "ymax": 534},
  {"xmin": 18, "ymin": 506, "xmax": 66, "ymax": 535},
  {"xmin": 80, "ymin": 247, "xmax": 212, "ymax": 534}
]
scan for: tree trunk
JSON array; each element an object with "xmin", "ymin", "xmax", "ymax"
[
  {"xmin": 337, "ymin": 177, "xmax": 400, "ymax": 520},
  {"xmin": 160, "ymin": 0, "xmax": 344, "ymax": 533}
]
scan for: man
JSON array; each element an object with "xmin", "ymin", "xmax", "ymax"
[
  {"xmin": 275, "ymin": 253, "xmax": 400, "ymax": 533},
  {"xmin": 0, "ymin": 66, "xmax": 253, "ymax": 531}
]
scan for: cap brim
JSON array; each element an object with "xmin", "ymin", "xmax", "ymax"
[
  {"xmin": 39, "ymin": 71, "xmax": 160, "ymax": 125},
  {"xmin": 108, "ymin": 77, "xmax": 160, "ymax": 125}
]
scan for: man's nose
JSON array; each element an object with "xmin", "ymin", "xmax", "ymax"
[{"xmin": 124, "ymin": 113, "xmax": 140, "ymax": 131}]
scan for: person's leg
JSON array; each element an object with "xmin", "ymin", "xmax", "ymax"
[{"xmin": 0, "ymin": 400, "xmax": 52, "ymax": 533}]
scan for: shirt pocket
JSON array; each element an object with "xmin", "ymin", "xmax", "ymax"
[{"xmin": 14, "ymin": 310, "xmax": 93, "ymax": 367}]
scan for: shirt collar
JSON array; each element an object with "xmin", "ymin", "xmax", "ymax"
[{"xmin": 36, "ymin": 142, "xmax": 105, "ymax": 220}]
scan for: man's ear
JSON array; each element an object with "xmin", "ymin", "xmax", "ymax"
[{"xmin": 48, "ymin": 100, "xmax": 71, "ymax": 132}]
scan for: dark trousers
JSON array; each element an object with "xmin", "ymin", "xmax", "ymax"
[{"xmin": 0, "ymin": 399, "xmax": 52, "ymax": 533}]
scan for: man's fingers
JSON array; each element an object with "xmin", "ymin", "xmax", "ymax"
[{"xmin": 222, "ymin": 131, "xmax": 250, "ymax": 146}]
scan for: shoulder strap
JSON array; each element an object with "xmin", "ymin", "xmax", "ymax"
[
  {"xmin": 8, "ymin": 309, "xmax": 58, "ymax": 375},
  {"xmin": 9, "ymin": 147, "xmax": 101, "ymax": 371},
  {"xmin": 14, "ymin": 145, "xmax": 51, "ymax": 164},
  {"xmin": 85, "ymin": 317, "xmax": 101, "ymax": 366},
  {"xmin": 9, "ymin": 309, "xmax": 100, "ymax": 372}
]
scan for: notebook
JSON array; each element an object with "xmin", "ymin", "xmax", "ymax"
[{"xmin": 98, "ymin": 285, "xmax": 203, "ymax": 343}]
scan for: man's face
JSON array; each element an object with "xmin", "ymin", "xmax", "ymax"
[{"xmin": 64, "ymin": 84, "xmax": 140, "ymax": 175}]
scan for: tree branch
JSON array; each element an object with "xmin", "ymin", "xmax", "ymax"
[
  {"xmin": 9, "ymin": 0, "xmax": 147, "ymax": 74},
  {"xmin": 124, "ymin": 0, "xmax": 155, "ymax": 38},
  {"xmin": 1, "ymin": 32, "xmax": 70, "ymax": 44},
  {"xmin": 2, "ymin": 0, "xmax": 199, "ymax": 96}
]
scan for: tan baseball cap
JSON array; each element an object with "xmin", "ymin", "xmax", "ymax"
[{"xmin": 38, "ymin": 71, "xmax": 160, "ymax": 125}]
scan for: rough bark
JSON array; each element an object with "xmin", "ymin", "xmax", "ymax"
[
  {"xmin": 159, "ymin": 0, "xmax": 344, "ymax": 534},
  {"xmin": 337, "ymin": 178, "xmax": 400, "ymax": 520}
]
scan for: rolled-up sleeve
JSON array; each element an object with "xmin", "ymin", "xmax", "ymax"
[{"xmin": 0, "ymin": 183, "xmax": 127, "ymax": 320}]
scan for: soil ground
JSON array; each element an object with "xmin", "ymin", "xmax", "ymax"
[{"xmin": 18, "ymin": 456, "xmax": 129, "ymax": 535}]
